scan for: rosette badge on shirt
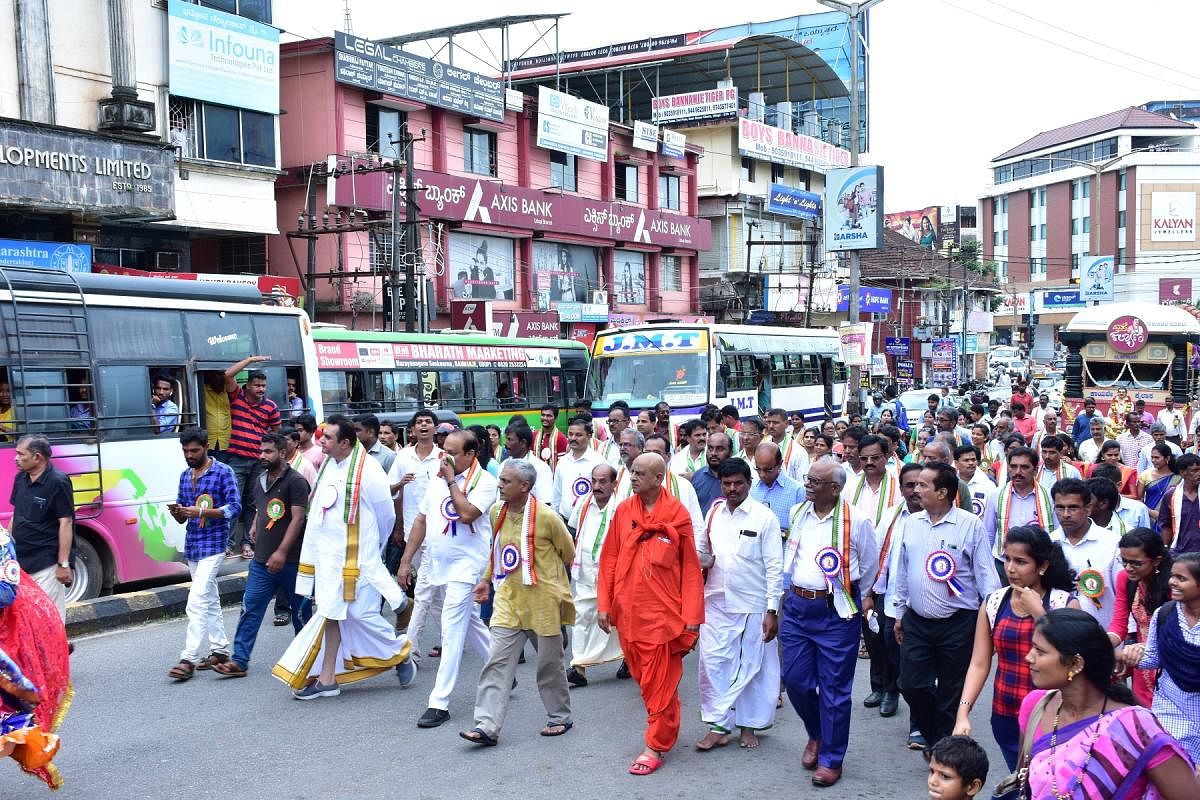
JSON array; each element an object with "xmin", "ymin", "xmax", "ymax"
[
  {"xmin": 499, "ymin": 543, "xmax": 521, "ymax": 577},
  {"xmin": 195, "ymin": 493, "xmax": 214, "ymax": 528},
  {"xmin": 573, "ymin": 477, "xmax": 592, "ymax": 499},
  {"xmin": 265, "ymin": 498, "xmax": 285, "ymax": 529},
  {"xmin": 925, "ymin": 549, "xmax": 965, "ymax": 597},
  {"xmin": 441, "ymin": 495, "xmax": 461, "ymax": 535},
  {"xmin": 1076, "ymin": 568, "xmax": 1105, "ymax": 610}
]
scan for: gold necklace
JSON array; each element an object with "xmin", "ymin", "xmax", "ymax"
[{"xmin": 1049, "ymin": 696, "xmax": 1106, "ymax": 800}]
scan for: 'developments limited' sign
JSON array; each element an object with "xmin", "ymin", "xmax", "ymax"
[{"xmin": 167, "ymin": 0, "xmax": 279, "ymax": 115}]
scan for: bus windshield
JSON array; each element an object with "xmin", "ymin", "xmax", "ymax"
[
  {"xmin": 1083, "ymin": 359, "xmax": 1169, "ymax": 390},
  {"xmin": 589, "ymin": 351, "xmax": 708, "ymax": 409}
]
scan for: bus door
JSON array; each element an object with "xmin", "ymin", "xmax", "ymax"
[{"xmin": 817, "ymin": 356, "xmax": 835, "ymax": 415}]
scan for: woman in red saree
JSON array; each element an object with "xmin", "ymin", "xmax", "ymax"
[{"xmin": 0, "ymin": 526, "xmax": 71, "ymax": 790}]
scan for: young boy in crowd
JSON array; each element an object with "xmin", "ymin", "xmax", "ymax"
[{"xmin": 925, "ymin": 736, "xmax": 988, "ymax": 800}]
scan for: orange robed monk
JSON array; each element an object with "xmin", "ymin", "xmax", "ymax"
[{"xmin": 597, "ymin": 452, "xmax": 704, "ymax": 776}]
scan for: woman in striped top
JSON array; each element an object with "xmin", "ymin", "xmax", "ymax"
[{"xmin": 953, "ymin": 526, "xmax": 1077, "ymax": 770}]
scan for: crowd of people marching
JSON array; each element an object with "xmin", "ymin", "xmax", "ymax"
[{"xmin": 8, "ymin": 358, "xmax": 1200, "ymax": 798}]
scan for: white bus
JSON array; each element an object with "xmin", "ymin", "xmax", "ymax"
[{"xmin": 587, "ymin": 322, "xmax": 847, "ymax": 424}]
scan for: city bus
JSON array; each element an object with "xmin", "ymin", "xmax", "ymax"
[
  {"xmin": 587, "ymin": 322, "xmax": 847, "ymax": 425},
  {"xmin": 1060, "ymin": 302, "xmax": 1200, "ymax": 417},
  {"xmin": 0, "ymin": 267, "xmax": 321, "ymax": 601},
  {"xmin": 312, "ymin": 326, "xmax": 590, "ymax": 435}
]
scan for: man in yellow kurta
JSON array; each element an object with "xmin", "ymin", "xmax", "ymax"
[{"xmin": 460, "ymin": 460, "xmax": 575, "ymax": 746}]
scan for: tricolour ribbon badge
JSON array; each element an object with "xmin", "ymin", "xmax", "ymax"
[
  {"xmin": 1077, "ymin": 568, "xmax": 1105, "ymax": 610},
  {"xmin": 498, "ymin": 543, "xmax": 521, "ymax": 580},
  {"xmin": 265, "ymin": 498, "xmax": 285, "ymax": 530},
  {"xmin": 925, "ymin": 549, "xmax": 965, "ymax": 597},
  {"xmin": 195, "ymin": 493, "xmax": 214, "ymax": 529},
  {"xmin": 815, "ymin": 546, "xmax": 852, "ymax": 601},
  {"xmin": 441, "ymin": 495, "xmax": 461, "ymax": 536}
]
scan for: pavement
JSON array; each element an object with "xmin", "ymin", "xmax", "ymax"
[{"xmin": 29, "ymin": 607, "xmax": 1005, "ymax": 800}]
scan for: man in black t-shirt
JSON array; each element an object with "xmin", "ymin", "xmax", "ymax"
[
  {"xmin": 10, "ymin": 434, "xmax": 75, "ymax": 619},
  {"xmin": 213, "ymin": 433, "xmax": 310, "ymax": 677}
]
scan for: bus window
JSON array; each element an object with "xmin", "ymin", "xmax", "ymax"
[
  {"xmin": 496, "ymin": 371, "xmax": 524, "ymax": 409},
  {"xmin": 438, "ymin": 371, "xmax": 467, "ymax": 408},
  {"xmin": 800, "ymin": 355, "xmax": 820, "ymax": 386},
  {"xmin": 12, "ymin": 304, "xmax": 87, "ymax": 361},
  {"xmin": 771, "ymin": 355, "xmax": 789, "ymax": 387},
  {"xmin": 90, "ymin": 308, "xmax": 186, "ymax": 362},
  {"xmin": 255, "ymin": 364, "xmax": 291, "ymax": 413},
  {"xmin": 285, "ymin": 370, "xmax": 307, "ymax": 419},
  {"xmin": 421, "ymin": 372, "xmax": 438, "ymax": 405},
  {"xmin": 381, "ymin": 370, "xmax": 421, "ymax": 410},
  {"xmin": 564, "ymin": 369, "xmax": 586, "ymax": 406},
  {"xmin": 66, "ymin": 368, "xmax": 96, "ymax": 435},
  {"xmin": 186, "ymin": 312, "xmax": 255, "ymax": 363},
  {"xmin": 96, "ymin": 365, "xmax": 154, "ymax": 440},
  {"xmin": 470, "ymin": 370, "xmax": 499, "ymax": 411},
  {"xmin": 252, "ymin": 315, "xmax": 304, "ymax": 362},
  {"xmin": 731, "ymin": 355, "xmax": 756, "ymax": 390},
  {"xmin": 320, "ymin": 371, "xmax": 350, "ymax": 416},
  {"xmin": 525, "ymin": 371, "xmax": 550, "ymax": 406},
  {"xmin": 150, "ymin": 369, "xmax": 185, "ymax": 436}
]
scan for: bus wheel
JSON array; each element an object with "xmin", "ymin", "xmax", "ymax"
[{"xmin": 67, "ymin": 538, "xmax": 104, "ymax": 603}]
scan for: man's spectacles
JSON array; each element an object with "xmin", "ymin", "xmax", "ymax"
[{"xmin": 804, "ymin": 476, "xmax": 834, "ymax": 486}]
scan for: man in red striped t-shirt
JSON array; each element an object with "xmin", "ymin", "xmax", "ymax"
[{"xmin": 224, "ymin": 355, "xmax": 281, "ymax": 558}]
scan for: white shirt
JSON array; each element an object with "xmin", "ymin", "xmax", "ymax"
[
  {"xmin": 1158, "ymin": 408, "xmax": 1186, "ymax": 438},
  {"xmin": 1138, "ymin": 440, "xmax": 1183, "ymax": 472},
  {"xmin": 1037, "ymin": 461, "xmax": 1082, "ymax": 491},
  {"xmin": 964, "ymin": 470, "xmax": 999, "ymax": 520},
  {"xmin": 567, "ymin": 494, "xmax": 614, "ymax": 582},
  {"xmin": 1051, "ymin": 523, "xmax": 1121, "ymax": 629},
  {"xmin": 872, "ymin": 503, "xmax": 913, "ymax": 617},
  {"xmin": 1115, "ymin": 497, "xmax": 1152, "ymax": 531},
  {"xmin": 669, "ymin": 447, "xmax": 707, "ymax": 477},
  {"xmin": 771, "ymin": 436, "xmax": 808, "ymax": 482},
  {"xmin": 783, "ymin": 501, "xmax": 878, "ymax": 591},
  {"xmin": 419, "ymin": 464, "xmax": 499, "ymax": 586},
  {"xmin": 1078, "ymin": 438, "xmax": 1103, "ymax": 464},
  {"xmin": 550, "ymin": 448, "xmax": 607, "ymax": 519},
  {"xmin": 702, "ymin": 497, "xmax": 783, "ymax": 614},
  {"xmin": 387, "ymin": 443, "xmax": 444, "ymax": 537},
  {"xmin": 506, "ymin": 451, "xmax": 553, "ymax": 502}
]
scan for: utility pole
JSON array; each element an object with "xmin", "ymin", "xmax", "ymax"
[
  {"xmin": 818, "ymin": 0, "xmax": 883, "ymax": 411},
  {"xmin": 387, "ymin": 124, "xmax": 425, "ymax": 333}
]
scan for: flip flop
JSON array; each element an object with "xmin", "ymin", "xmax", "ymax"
[
  {"xmin": 628, "ymin": 753, "xmax": 664, "ymax": 775},
  {"xmin": 168, "ymin": 661, "xmax": 195, "ymax": 681},
  {"xmin": 539, "ymin": 721, "xmax": 573, "ymax": 737},
  {"xmin": 459, "ymin": 727, "xmax": 498, "ymax": 747},
  {"xmin": 213, "ymin": 661, "xmax": 248, "ymax": 678}
]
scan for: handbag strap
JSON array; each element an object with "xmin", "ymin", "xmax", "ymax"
[{"xmin": 1014, "ymin": 690, "xmax": 1056, "ymax": 776}]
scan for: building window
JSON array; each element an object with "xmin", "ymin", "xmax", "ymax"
[
  {"xmin": 770, "ymin": 163, "xmax": 786, "ymax": 183},
  {"xmin": 660, "ymin": 255, "xmax": 682, "ymax": 291},
  {"xmin": 1117, "ymin": 247, "xmax": 1126, "ymax": 266},
  {"xmin": 550, "ymin": 152, "xmax": 577, "ymax": 192},
  {"xmin": 169, "ymin": 97, "xmax": 276, "ymax": 167},
  {"xmin": 1081, "ymin": 178, "xmax": 1091, "ymax": 199},
  {"xmin": 1071, "ymin": 218, "xmax": 1079, "ymax": 235},
  {"xmin": 218, "ymin": 236, "xmax": 267, "ymax": 273},
  {"xmin": 366, "ymin": 106, "xmax": 405, "ymax": 159},
  {"xmin": 615, "ymin": 164, "xmax": 638, "ymax": 202},
  {"xmin": 1040, "ymin": 223, "xmax": 1046, "ymax": 238},
  {"xmin": 190, "ymin": 0, "xmax": 271, "ymax": 23},
  {"xmin": 740, "ymin": 157, "xmax": 755, "ymax": 182},
  {"xmin": 1082, "ymin": 217, "xmax": 1090, "ymax": 234},
  {"xmin": 463, "ymin": 129, "xmax": 496, "ymax": 176},
  {"xmin": 1118, "ymin": 169, "xmax": 1127, "ymax": 191},
  {"xmin": 1001, "ymin": 230, "xmax": 1008, "ymax": 245},
  {"xmin": 658, "ymin": 174, "xmax": 680, "ymax": 210},
  {"xmin": 369, "ymin": 230, "xmax": 392, "ymax": 274},
  {"xmin": 1118, "ymin": 209, "xmax": 1127, "ymax": 228}
]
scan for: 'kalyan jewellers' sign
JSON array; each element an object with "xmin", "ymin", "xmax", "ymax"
[
  {"xmin": 0, "ymin": 118, "xmax": 175, "ymax": 218},
  {"xmin": 330, "ymin": 167, "xmax": 710, "ymax": 250}
]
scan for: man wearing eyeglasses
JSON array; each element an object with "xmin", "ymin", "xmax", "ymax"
[
  {"xmin": 780, "ymin": 458, "xmax": 878, "ymax": 788},
  {"xmin": 749, "ymin": 442, "xmax": 805, "ymax": 538},
  {"xmin": 1049, "ymin": 478, "xmax": 1121, "ymax": 629}
]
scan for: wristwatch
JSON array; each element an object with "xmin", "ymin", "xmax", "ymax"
[{"xmin": 57, "ymin": 561, "xmax": 70, "ymax": 569}]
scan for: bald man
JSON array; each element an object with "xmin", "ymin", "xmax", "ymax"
[{"xmin": 598, "ymin": 453, "xmax": 704, "ymax": 776}]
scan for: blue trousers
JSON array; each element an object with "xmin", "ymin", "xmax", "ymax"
[
  {"xmin": 780, "ymin": 591, "xmax": 861, "ymax": 769},
  {"xmin": 231, "ymin": 559, "xmax": 307, "ymax": 668},
  {"xmin": 991, "ymin": 711, "xmax": 1020, "ymax": 772},
  {"xmin": 224, "ymin": 454, "xmax": 259, "ymax": 550}
]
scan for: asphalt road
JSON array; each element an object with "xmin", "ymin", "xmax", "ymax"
[{"xmin": 18, "ymin": 609, "xmax": 1002, "ymax": 799}]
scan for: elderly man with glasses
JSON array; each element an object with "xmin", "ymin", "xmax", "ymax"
[{"xmin": 749, "ymin": 441, "xmax": 806, "ymax": 539}]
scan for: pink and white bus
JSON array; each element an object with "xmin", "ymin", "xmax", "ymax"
[{"xmin": 0, "ymin": 267, "xmax": 321, "ymax": 601}]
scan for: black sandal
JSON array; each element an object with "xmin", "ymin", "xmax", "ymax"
[
  {"xmin": 540, "ymin": 721, "xmax": 573, "ymax": 737},
  {"xmin": 459, "ymin": 727, "xmax": 498, "ymax": 747}
]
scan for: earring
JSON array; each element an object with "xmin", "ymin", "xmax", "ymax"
[
  {"xmin": 1067, "ymin": 670, "xmax": 1075, "ymax": 683},
  {"xmin": 1039, "ymin": 570, "xmax": 1046, "ymax": 576}
]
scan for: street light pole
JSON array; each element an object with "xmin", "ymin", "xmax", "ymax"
[{"xmin": 818, "ymin": 0, "xmax": 883, "ymax": 411}]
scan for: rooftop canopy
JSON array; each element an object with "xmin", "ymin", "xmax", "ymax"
[{"xmin": 1063, "ymin": 302, "xmax": 1200, "ymax": 335}]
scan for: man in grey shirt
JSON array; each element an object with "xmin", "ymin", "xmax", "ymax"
[{"xmin": 892, "ymin": 462, "xmax": 999, "ymax": 746}]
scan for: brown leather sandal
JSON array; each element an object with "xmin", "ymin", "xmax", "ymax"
[
  {"xmin": 168, "ymin": 661, "xmax": 195, "ymax": 681},
  {"xmin": 213, "ymin": 661, "xmax": 248, "ymax": 678},
  {"xmin": 196, "ymin": 653, "xmax": 229, "ymax": 670}
]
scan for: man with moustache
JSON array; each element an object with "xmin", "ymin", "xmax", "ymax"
[{"xmin": 566, "ymin": 464, "xmax": 624, "ymax": 687}]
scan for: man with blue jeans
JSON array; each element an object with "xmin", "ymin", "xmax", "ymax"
[{"xmin": 213, "ymin": 433, "xmax": 309, "ymax": 677}]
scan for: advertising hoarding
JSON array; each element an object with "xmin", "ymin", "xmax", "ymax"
[
  {"xmin": 824, "ymin": 166, "xmax": 884, "ymax": 252},
  {"xmin": 651, "ymin": 87, "xmax": 739, "ymax": 124},
  {"xmin": 1080, "ymin": 255, "xmax": 1114, "ymax": 302},
  {"xmin": 333, "ymin": 32, "xmax": 504, "ymax": 122},
  {"xmin": 884, "ymin": 206, "xmax": 940, "ymax": 250},
  {"xmin": 536, "ymin": 86, "xmax": 610, "ymax": 163},
  {"xmin": 632, "ymin": 121, "xmax": 659, "ymax": 151},
  {"xmin": 1150, "ymin": 191, "xmax": 1196, "ymax": 242},
  {"xmin": 661, "ymin": 130, "xmax": 686, "ymax": 159},
  {"xmin": 448, "ymin": 233, "xmax": 514, "ymax": 301},
  {"xmin": 837, "ymin": 285, "xmax": 891, "ymax": 313},
  {"xmin": 767, "ymin": 184, "xmax": 821, "ymax": 220},
  {"xmin": 0, "ymin": 239, "xmax": 91, "ymax": 273},
  {"xmin": 838, "ymin": 322, "xmax": 872, "ymax": 367},
  {"xmin": 930, "ymin": 337, "xmax": 958, "ymax": 387},
  {"xmin": 738, "ymin": 118, "xmax": 851, "ymax": 174},
  {"xmin": 167, "ymin": 0, "xmax": 279, "ymax": 115}
]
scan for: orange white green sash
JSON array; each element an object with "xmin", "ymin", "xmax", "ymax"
[
  {"xmin": 851, "ymin": 472, "xmax": 899, "ymax": 526},
  {"xmin": 994, "ymin": 482, "xmax": 1054, "ymax": 559},
  {"xmin": 442, "ymin": 461, "xmax": 483, "ymax": 536},
  {"xmin": 872, "ymin": 504, "xmax": 907, "ymax": 587},
  {"xmin": 787, "ymin": 500, "xmax": 857, "ymax": 618},
  {"xmin": 493, "ymin": 498, "xmax": 540, "ymax": 586}
]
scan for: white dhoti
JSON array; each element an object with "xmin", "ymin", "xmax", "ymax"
[
  {"xmin": 697, "ymin": 596, "xmax": 779, "ymax": 732},
  {"xmin": 272, "ymin": 447, "xmax": 413, "ymax": 689},
  {"xmin": 570, "ymin": 569, "xmax": 622, "ymax": 668}
]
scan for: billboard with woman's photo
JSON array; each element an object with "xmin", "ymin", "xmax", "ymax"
[
  {"xmin": 884, "ymin": 206, "xmax": 940, "ymax": 250},
  {"xmin": 449, "ymin": 232, "xmax": 515, "ymax": 300}
]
